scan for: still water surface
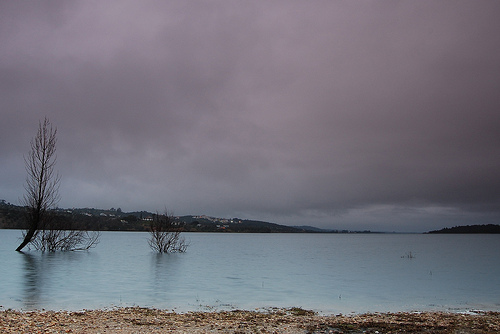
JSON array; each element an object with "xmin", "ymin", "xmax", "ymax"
[{"xmin": 1, "ymin": 230, "xmax": 499, "ymax": 314}]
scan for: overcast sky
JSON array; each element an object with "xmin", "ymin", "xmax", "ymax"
[{"xmin": 1, "ymin": 1, "xmax": 499, "ymax": 232}]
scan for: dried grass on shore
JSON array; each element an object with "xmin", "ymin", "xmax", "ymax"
[{"xmin": 1, "ymin": 307, "xmax": 499, "ymax": 333}]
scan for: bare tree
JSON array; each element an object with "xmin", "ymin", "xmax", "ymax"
[
  {"xmin": 16, "ymin": 117, "xmax": 100, "ymax": 252},
  {"xmin": 16, "ymin": 118, "xmax": 60, "ymax": 251},
  {"xmin": 148, "ymin": 211, "xmax": 188, "ymax": 253},
  {"xmin": 29, "ymin": 226, "xmax": 100, "ymax": 252}
]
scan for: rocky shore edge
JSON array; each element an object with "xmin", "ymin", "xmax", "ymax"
[{"xmin": 1, "ymin": 307, "xmax": 499, "ymax": 333}]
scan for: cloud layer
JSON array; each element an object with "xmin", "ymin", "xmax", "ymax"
[{"xmin": 2, "ymin": 1, "xmax": 500, "ymax": 231}]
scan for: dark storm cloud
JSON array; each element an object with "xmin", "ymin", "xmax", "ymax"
[{"xmin": 1, "ymin": 1, "xmax": 500, "ymax": 232}]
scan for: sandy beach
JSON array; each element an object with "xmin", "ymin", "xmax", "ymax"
[{"xmin": 1, "ymin": 307, "xmax": 499, "ymax": 333}]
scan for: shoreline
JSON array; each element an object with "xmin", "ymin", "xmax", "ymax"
[{"xmin": 1, "ymin": 307, "xmax": 499, "ymax": 333}]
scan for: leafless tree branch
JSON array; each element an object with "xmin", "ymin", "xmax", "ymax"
[{"xmin": 148, "ymin": 211, "xmax": 188, "ymax": 253}]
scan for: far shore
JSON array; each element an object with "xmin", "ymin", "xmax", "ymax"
[{"xmin": 1, "ymin": 307, "xmax": 499, "ymax": 333}]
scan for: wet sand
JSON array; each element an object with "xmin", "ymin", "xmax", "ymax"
[{"xmin": 1, "ymin": 307, "xmax": 499, "ymax": 333}]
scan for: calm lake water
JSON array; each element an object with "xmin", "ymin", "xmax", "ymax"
[{"xmin": 1, "ymin": 230, "xmax": 499, "ymax": 314}]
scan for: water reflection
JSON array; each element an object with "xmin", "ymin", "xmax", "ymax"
[
  {"xmin": 19, "ymin": 251, "xmax": 95, "ymax": 310},
  {"xmin": 20, "ymin": 252, "xmax": 41, "ymax": 309},
  {"xmin": 152, "ymin": 253, "xmax": 181, "ymax": 277},
  {"xmin": 149, "ymin": 253, "xmax": 182, "ymax": 306}
]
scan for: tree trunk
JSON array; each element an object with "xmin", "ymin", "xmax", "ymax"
[{"xmin": 15, "ymin": 228, "xmax": 36, "ymax": 252}]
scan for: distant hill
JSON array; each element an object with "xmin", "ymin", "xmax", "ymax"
[
  {"xmin": 177, "ymin": 216, "xmax": 304, "ymax": 233},
  {"xmin": 0, "ymin": 202, "xmax": 309, "ymax": 233},
  {"xmin": 292, "ymin": 225, "xmax": 331, "ymax": 232},
  {"xmin": 428, "ymin": 224, "xmax": 500, "ymax": 234},
  {"xmin": 1, "ymin": 201, "xmax": 380, "ymax": 233},
  {"xmin": 292, "ymin": 225, "xmax": 375, "ymax": 233}
]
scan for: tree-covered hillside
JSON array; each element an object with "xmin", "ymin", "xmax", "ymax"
[
  {"xmin": 1, "ymin": 201, "xmax": 378, "ymax": 233},
  {"xmin": 428, "ymin": 224, "xmax": 500, "ymax": 234},
  {"xmin": 0, "ymin": 202, "xmax": 309, "ymax": 233}
]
